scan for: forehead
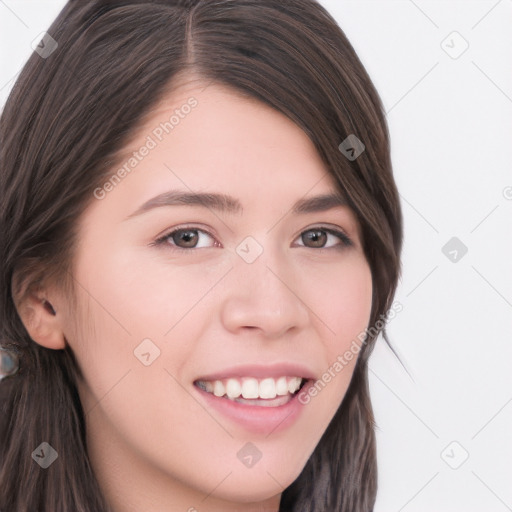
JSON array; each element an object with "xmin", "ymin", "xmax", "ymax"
[
  {"xmin": 106, "ymin": 78, "xmax": 343, "ymax": 204},
  {"xmin": 131, "ymin": 78, "xmax": 324, "ymax": 164}
]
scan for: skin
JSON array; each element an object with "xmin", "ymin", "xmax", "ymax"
[{"xmin": 16, "ymin": 75, "xmax": 373, "ymax": 512}]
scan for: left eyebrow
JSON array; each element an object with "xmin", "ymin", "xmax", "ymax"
[
  {"xmin": 124, "ymin": 190, "xmax": 348, "ymax": 220},
  {"xmin": 292, "ymin": 192, "xmax": 348, "ymax": 214}
]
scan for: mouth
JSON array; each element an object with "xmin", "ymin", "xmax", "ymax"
[
  {"xmin": 192, "ymin": 363, "xmax": 316, "ymax": 434},
  {"xmin": 194, "ymin": 376, "xmax": 309, "ymax": 407}
]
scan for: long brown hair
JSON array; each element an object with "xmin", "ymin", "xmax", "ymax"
[{"xmin": 0, "ymin": 1, "xmax": 402, "ymax": 510}]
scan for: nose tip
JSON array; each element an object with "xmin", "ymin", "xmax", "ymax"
[{"xmin": 219, "ymin": 256, "xmax": 309, "ymax": 338}]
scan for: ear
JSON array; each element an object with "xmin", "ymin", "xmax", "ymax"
[{"xmin": 13, "ymin": 283, "xmax": 67, "ymax": 351}]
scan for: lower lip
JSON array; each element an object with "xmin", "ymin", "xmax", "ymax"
[{"xmin": 194, "ymin": 380, "xmax": 313, "ymax": 436}]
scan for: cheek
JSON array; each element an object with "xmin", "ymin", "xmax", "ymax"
[
  {"xmin": 67, "ymin": 247, "xmax": 224, "ymax": 412},
  {"xmin": 90, "ymin": 246, "xmax": 228, "ymax": 335},
  {"xmin": 299, "ymin": 252, "xmax": 373, "ymax": 349},
  {"xmin": 294, "ymin": 253, "xmax": 372, "ymax": 407}
]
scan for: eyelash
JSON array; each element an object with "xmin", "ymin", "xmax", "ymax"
[{"xmin": 152, "ymin": 225, "xmax": 353, "ymax": 252}]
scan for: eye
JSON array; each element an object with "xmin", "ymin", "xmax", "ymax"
[
  {"xmin": 294, "ymin": 226, "xmax": 353, "ymax": 250},
  {"xmin": 152, "ymin": 225, "xmax": 353, "ymax": 252},
  {"xmin": 153, "ymin": 226, "xmax": 220, "ymax": 251}
]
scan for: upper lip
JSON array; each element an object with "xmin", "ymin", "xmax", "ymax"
[{"xmin": 194, "ymin": 362, "xmax": 317, "ymax": 382}]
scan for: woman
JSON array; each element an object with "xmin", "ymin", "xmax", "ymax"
[{"xmin": 0, "ymin": 1, "xmax": 403, "ymax": 510}]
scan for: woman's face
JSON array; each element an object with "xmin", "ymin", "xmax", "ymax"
[{"xmin": 60, "ymin": 77, "xmax": 373, "ymax": 511}]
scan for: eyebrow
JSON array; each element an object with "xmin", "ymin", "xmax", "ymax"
[{"xmin": 124, "ymin": 190, "xmax": 347, "ymax": 220}]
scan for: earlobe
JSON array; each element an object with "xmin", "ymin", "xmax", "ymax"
[{"xmin": 16, "ymin": 292, "xmax": 66, "ymax": 350}]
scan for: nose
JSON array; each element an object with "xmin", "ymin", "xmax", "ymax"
[{"xmin": 219, "ymin": 250, "xmax": 309, "ymax": 339}]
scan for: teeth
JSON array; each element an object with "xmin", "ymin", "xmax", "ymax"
[
  {"xmin": 288, "ymin": 377, "xmax": 302, "ymax": 394},
  {"xmin": 241, "ymin": 378, "xmax": 259, "ymax": 399},
  {"xmin": 225, "ymin": 378, "xmax": 242, "ymax": 399},
  {"xmin": 276, "ymin": 376, "xmax": 288, "ymax": 396},
  {"xmin": 259, "ymin": 378, "xmax": 276, "ymax": 399},
  {"xmin": 196, "ymin": 376, "xmax": 305, "ymax": 400},
  {"xmin": 213, "ymin": 380, "xmax": 225, "ymax": 397}
]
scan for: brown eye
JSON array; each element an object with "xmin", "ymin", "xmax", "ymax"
[
  {"xmin": 155, "ymin": 227, "xmax": 218, "ymax": 251},
  {"xmin": 296, "ymin": 227, "xmax": 353, "ymax": 250},
  {"xmin": 302, "ymin": 229, "xmax": 327, "ymax": 248},
  {"xmin": 171, "ymin": 229, "xmax": 199, "ymax": 248}
]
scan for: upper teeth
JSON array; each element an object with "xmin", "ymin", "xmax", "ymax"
[{"xmin": 197, "ymin": 376, "xmax": 303, "ymax": 399}]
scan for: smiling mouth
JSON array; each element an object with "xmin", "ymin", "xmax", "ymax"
[{"xmin": 194, "ymin": 376, "xmax": 308, "ymax": 407}]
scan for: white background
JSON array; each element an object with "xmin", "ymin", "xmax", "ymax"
[{"xmin": 1, "ymin": 1, "xmax": 511, "ymax": 511}]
